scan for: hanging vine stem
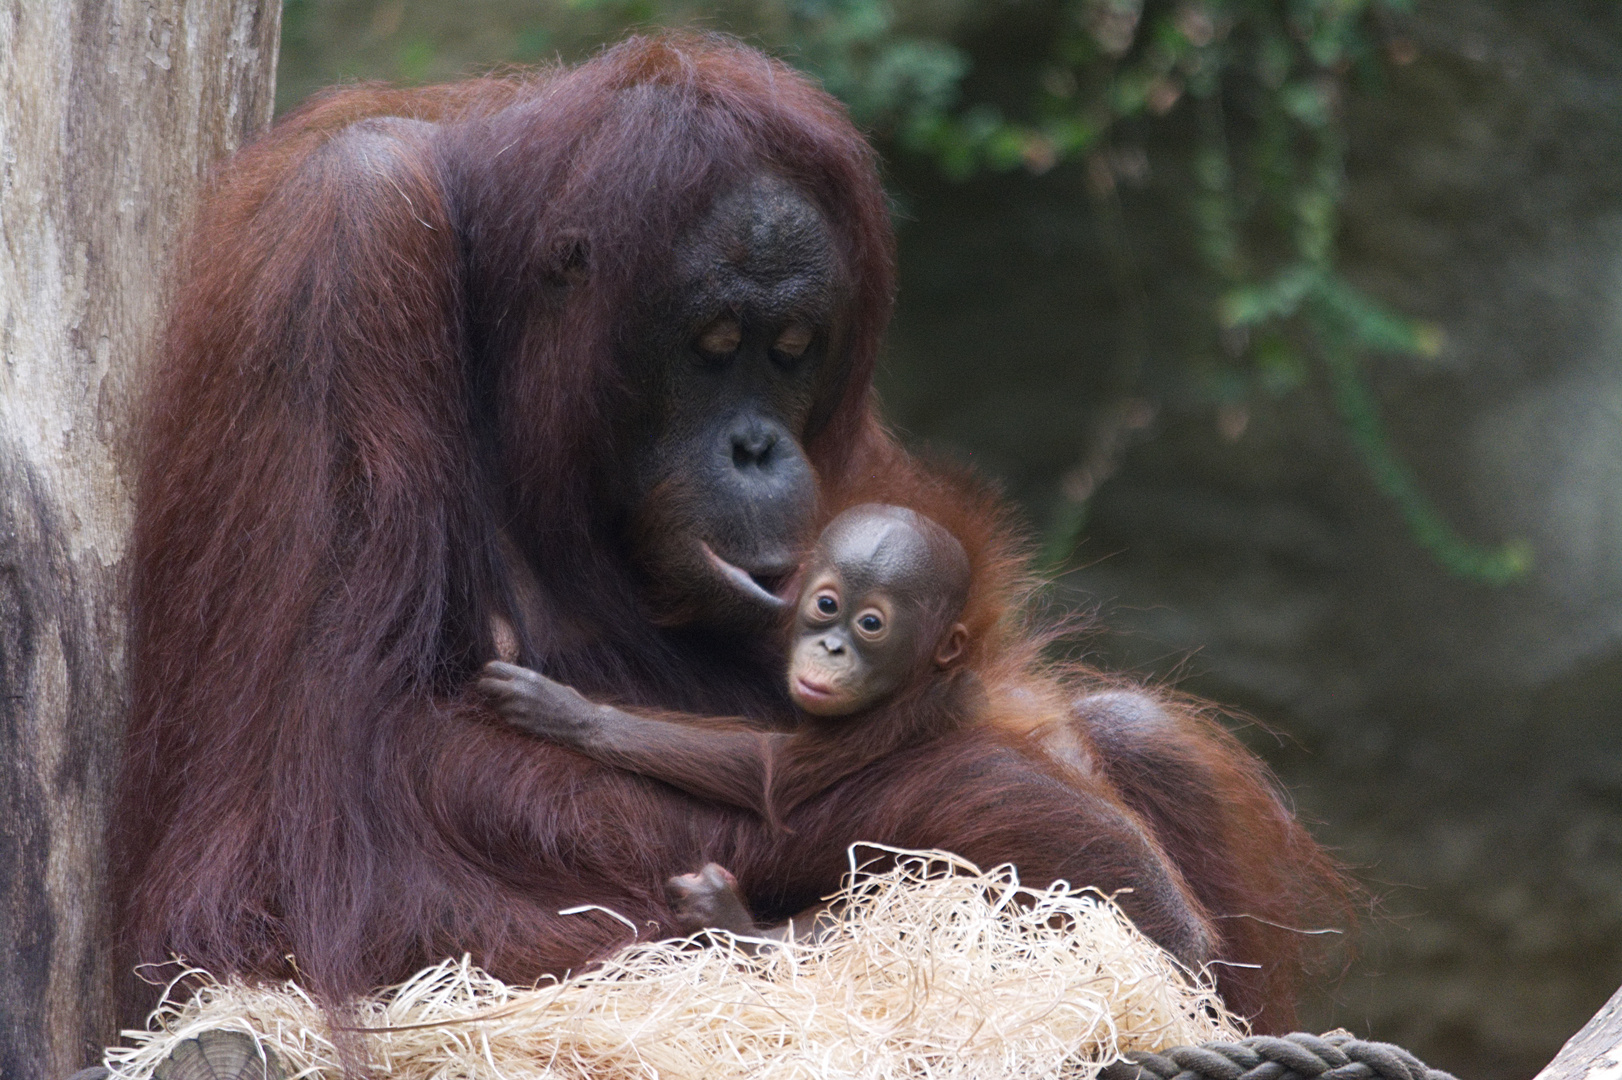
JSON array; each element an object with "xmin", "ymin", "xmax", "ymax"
[
  {"xmin": 1200, "ymin": 0, "xmax": 1529, "ymax": 583},
  {"xmin": 1318, "ymin": 340, "xmax": 1532, "ymax": 584}
]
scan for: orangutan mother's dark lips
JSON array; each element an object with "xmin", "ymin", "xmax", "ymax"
[
  {"xmin": 700, "ymin": 542, "xmax": 790, "ymax": 610},
  {"xmin": 751, "ymin": 569, "xmax": 794, "ymax": 598}
]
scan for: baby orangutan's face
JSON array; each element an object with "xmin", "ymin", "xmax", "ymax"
[{"xmin": 786, "ymin": 511, "xmax": 967, "ymax": 717}]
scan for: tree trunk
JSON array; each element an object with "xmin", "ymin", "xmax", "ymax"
[
  {"xmin": 1535, "ymin": 984, "xmax": 1622, "ymax": 1080},
  {"xmin": 0, "ymin": 5, "xmax": 279, "ymax": 1078}
]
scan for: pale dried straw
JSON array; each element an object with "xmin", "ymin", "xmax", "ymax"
[{"xmin": 106, "ymin": 846, "xmax": 1243, "ymax": 1080}]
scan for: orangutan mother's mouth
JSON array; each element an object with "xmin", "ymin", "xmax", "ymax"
[{"xmin": 700, "ymin": 542, "xmax": 791, "ymax": 610}]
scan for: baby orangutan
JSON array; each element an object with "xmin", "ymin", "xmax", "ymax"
[{"xmin": 479, "ymin": 503, "xmax": 975, "ymax": 940}]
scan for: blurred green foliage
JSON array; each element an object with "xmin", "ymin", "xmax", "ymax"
[{"xmin": 279, "ymin": 0, "xmax": 1528, "ymax": 582}]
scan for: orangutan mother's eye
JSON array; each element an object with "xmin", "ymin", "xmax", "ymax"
[
  {"xmin": 696, "ymin": 316, "xmax": 742, "ymax": 356},
  {"xmin": 774, "ymin": 323, "xmax": 813, "ymax": 359}
]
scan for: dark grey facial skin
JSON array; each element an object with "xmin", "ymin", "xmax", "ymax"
[
  {"xmin": 625, "ymin": 175, "xmax": 849, "ymax": 631},
  {"xmin": 788, "ymin": 505, "xmax": 970, "ymax": 717}
]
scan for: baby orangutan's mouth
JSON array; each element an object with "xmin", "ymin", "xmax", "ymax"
[
  {"xmin": 791, "ymin": 669, "xmax": 856, "ymax": 716},
  {"xmin": 792, "ymin": 673, "xmax": 835, "ymax": 701},
  {"xmin": 700, "ymin": 542, "xmax": 792, "ymax": 611}
]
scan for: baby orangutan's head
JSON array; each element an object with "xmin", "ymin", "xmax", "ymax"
[{"xmin": 787, "ymin": 504, "xmax": 970, "ymax": 717}]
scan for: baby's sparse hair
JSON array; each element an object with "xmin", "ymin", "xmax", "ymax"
[{"xmin": 817, "ymin": 504, "xmax": 970, "ymax": 630}]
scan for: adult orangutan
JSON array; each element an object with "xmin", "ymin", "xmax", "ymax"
[{"xmin": 114, "ymin": 33, "xmax": 1346, "ymax": 1035}]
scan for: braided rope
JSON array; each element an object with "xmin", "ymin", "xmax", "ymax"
[{"xmin": 1098, "ymin": 1031, "xmax": 1459, "ymax": 1080}]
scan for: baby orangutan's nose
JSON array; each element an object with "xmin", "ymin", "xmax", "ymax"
[{"xmin": 820, "ymin": 636, "xmax": 846, "ymax": 656}]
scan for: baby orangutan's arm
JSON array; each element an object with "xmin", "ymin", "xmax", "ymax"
[{"xmin": 478, "ymin": 661, "xmax": 785, "ymax": 817}]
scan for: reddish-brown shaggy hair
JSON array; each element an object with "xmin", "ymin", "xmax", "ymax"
[{"xmin": 116, "ymin": 32, "xmax": 1346, "ymax": 1032}]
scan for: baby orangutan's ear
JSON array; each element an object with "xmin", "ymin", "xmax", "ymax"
[{"xmin": 934, "ymin": 623, "xmax": 969, "ymax": 668}]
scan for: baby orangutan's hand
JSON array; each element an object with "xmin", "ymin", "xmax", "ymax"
[
  {"xmin": 478, "ymin": 661, "xmax": 605, "ymax": 748},
  {"xmin": 666, "ymin": 862, "xmax": 758, "ymax": 937}
]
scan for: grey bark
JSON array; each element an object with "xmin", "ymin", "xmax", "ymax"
[
  {"xmin": 0, "ymin": 5, "xmax": 279, "ymax": 1079},
  {"xmin": 1534, "ymin": 983, "xmax": 1622, "ymax": 1080}
]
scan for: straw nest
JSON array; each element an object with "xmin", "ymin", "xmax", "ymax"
[{"xmin": 106, "ymin": 846, "xmax": 1243, "ymax": 1080}]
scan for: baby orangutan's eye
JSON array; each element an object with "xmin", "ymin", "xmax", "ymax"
[
  {"xmin": 816, "ymin": 594, "xmax": 839, "ymax": 616},
  {"xmin": 857, "ymin": 613, "xmax": 884, "ymax": 635}
]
